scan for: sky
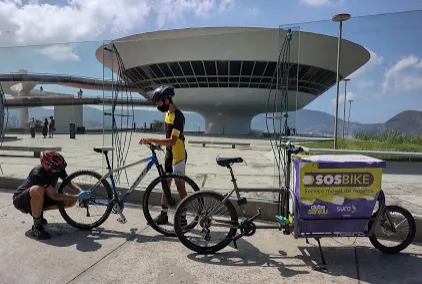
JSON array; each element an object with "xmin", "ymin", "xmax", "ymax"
[{"xmin": 1, "ymin": 0, "xmax": 422, "ymax": 124}]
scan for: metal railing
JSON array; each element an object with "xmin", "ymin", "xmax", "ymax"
[{"xmin": 303, "ymin": 147, "xmax": 422, "ymax": 159}]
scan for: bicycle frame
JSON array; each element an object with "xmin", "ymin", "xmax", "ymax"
[
  {"xmin": 203, "ymin": 145, "xmax": 390, "ymax": 237},
  {"xmin": 87, "ymin": 147, "xmax": 168, "ymax": 206}
]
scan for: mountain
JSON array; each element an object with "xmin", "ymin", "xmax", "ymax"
[
  {"xmin": 6, "ymin": 106, "xmax": 205, "ymax": 131},
  {"xmin": 252, "ymin": 109, "xmax": 380, "ymax": 136},
  {"xmin": 5, "ymin": 106, "xmax": 422, "ymax": 136},
  {"xmin": 379, "ymin": 110, "xmax": 422, "ymax": 135}
]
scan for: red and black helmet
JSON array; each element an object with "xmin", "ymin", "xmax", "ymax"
[{"xmin": 41, "ymin": 151, "xmax": 67, "ymax": 173}]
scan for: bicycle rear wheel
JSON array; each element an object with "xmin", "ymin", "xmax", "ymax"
[
  {"xmin": 143, "ymin": 173, "xmax": 201, "ymax": 237},
  {"xmin": 369, "ymin": 205, "xmax": 416, "ymax": 253},
  {"xmin": 58, "ymin": 170, "xmax": 114, "ymax": 230},
  {"xmin": 174, "ymin": 191, "xmax": 238, "ymax": 254}
]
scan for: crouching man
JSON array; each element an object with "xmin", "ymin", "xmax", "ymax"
[{"xmin": 12, "ymin": 151, "xmax": 81, "ymax": 240}]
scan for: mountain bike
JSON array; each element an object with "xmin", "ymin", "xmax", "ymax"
[
  {"xmin": 173, "ymin": 142, "xmax": 416, "ymax": 264},
  {"xmin": 58, "ymin": 143, "xmax": 200, "ymax": 236}
]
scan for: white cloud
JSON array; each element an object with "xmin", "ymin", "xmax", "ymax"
[
  {"xmin": 347, "ymin": 48, "xmax": 383, "ymax": 80},
  {"xmin": 0, "ymin": 0, "xmax": 236, "ymax": 47},
  {"xmin": 356, "ymin": 79, "xmax": 375, "ymax": 88},
  {"xmin": 299, "ymin": 0, "xmax": 344, "ymax": 7},
  {"xmin": 247, "ymin": 7, "xmax": 259, "ymax": 15},
  {"xmin": 331, "ymin": 91, "xmax": 357, "ymax": 106},
  {"xmin": 154, "ymin": 0, "xmax": 235, "ymax": 28},
  {"xmin": 37, "ymin": 44, "xmax": 80, "ymax": 61},
  {"xmin": 382, "ymin": 55, "xmax": 422, "ymax": 93}
]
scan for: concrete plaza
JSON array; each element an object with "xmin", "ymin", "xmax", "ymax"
[
  {"xmin": 1, "ymin": 133, "xmax": 422, "ymax": 217},
  {"xmin": 0, "ymin": 190, "xmax": 421, "ymax": 284}
]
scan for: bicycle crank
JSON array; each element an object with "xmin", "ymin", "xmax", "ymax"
[
  {"xmin": 240, "ymin": 222, "xmax": 256, "ymax": 237},
  {"xmin": 113, "ymin": 202, "xmax": 127, "ymax": 224},
  {"xmin": 232, "ymin": 208, "xmax": 262, "ymax": 248}
]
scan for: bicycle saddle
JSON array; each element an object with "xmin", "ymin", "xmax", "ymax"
[{"xmin": 216, "ymin": 157, "xmax": 243, "ymax": 167}]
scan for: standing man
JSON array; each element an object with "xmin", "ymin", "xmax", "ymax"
[{"xmin": 139, "ymin": 86, "xmax": 187, "ymax": 225}]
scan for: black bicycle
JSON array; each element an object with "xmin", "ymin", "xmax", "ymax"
[
  {"xmin": 58, "ymin": 143, "xmax": 200, "ymax": 236},
  {"xmin": 173, "ymin": 142, "xmax": 416, "ymax": 263}
]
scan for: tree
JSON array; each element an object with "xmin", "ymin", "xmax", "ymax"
[{"xmin": 150, "ymin": 120, "xmax": 164, "ymax": 131}]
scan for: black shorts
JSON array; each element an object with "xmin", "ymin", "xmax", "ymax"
[
  {"xmin": 13, "ymin": 188, "xmax": 59, "ymax": 215},
  {"xmin": 165, "ymin": 148, "xmax": 188, "ymax": 173}
]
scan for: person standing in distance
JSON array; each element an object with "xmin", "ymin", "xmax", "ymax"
[{"xmin": 139, "ymin": 86, "xmax": 187, "ymax": 225}]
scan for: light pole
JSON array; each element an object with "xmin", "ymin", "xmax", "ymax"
[
  {"xmin": 347, "ymin": 99, "xmax": 353, "ymax": 137},
  {"xmin": 332, "ymin": 13, "xmax": 351, "ymax": 149},
  {"xmin": 342, "ymin": 78, "xmax": 350, "ymax": 139}
]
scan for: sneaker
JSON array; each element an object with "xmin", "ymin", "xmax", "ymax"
[
  {"xmin": 153, "ymin": 211, "xmax": 168, "ymax": 225},
  {"xmin": 31, "ymin": 225, "xmax": 51, "ymax": 240},
  {"xmin": 40, "ymin": 212, "xmax": 47, "ymax": 225}
]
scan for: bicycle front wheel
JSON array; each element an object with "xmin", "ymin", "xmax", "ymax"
[
  {"xmin": 174, "ymin": 191, "xmax": 239, "ymax": 254},
  {"xmin": 58, "ymin": 170, "xmax": 114, "ymax": 230},
  {"xmin": 143, "ymin": 173, "xmax": 201, "ymax": 236},
  {"xmin": 369, "ymin": 205, "xmax": 416, "ymax": 253}
]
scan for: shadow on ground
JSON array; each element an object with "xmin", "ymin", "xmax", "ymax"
[
  {"xmin": 24, "ymin": 222, "xmax": 181, "ymax": 252},
  {"xmin": 24, "ymin": 223, "xmax": 139, "ymax": 252},
  {"xmin": 186, "ymin": 238, "xmax": 310, "ymax": 278},
  {"xmin": 298, "ymin": 243, "xmax": 422, "ymax": 284},
  {"xmin": 186, "ymin": 236, "xmax": 422, "ymax": 283}
]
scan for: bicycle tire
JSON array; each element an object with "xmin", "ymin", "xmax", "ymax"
[
  {"xmin": 369, "ymin": 205, "xmax": 416, "ymax": 253},
  {"xmin": 58, "ymin": 170, "xmax": 114, "ymax": 230},
  {"xmin": 143, "ymin": 173, "xmax": 201, "ymax": 237},
  {"xmin": 174, "ymin": 190, "xmax": 239, "ymax": 254}
]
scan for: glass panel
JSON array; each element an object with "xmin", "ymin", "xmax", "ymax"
[
  {"xmin": 2, "ymin": 13, "xmax": 420, "ymax": 208},
  {"xmin": 191, "ymin": 61, "xmax": 206, "ymax": 76},
  {"xmin": 229, "ymin": 60, "xmax": 241, "ymax": 76},
  {"xmin": 179, "ymin": 61, "xmax": 194, "ymax": 76},
  {"xmin": 203, "ymin": 61, "xmax": 217, "ymax": 76}
]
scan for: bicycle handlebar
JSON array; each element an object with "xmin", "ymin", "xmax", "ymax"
[
  {"xmin": 146, "ymin": 143, "xmax": 163, "ymax": 152},
  {"xmin": 280, "ymin": 141, "xmax": 309, "ymax": 154}
]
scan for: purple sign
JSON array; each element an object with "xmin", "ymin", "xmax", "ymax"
[{"xmin": 291, "ymin": 155, "xmax": 386, "ymax": 233}]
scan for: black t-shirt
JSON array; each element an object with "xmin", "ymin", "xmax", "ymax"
[
  {"xmin": 164, "ymin": 109, "xmax": 186, "ymax": 164},
  {"xmin": 14, "ymin": 165, "xmax": 68, "ymax": 197},
  {"xmin": 164, "ymin": 109, "xmax": 185, "ymax": 140}
]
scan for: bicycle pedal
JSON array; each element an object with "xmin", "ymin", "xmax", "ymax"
[{"xmin": 117, "ymin": 217, "xmax": 127, "ymax": 224}]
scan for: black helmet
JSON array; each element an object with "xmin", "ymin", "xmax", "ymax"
[{"xmin": 151, "ymin": 85, "xmax": 175, "ymax": 103}]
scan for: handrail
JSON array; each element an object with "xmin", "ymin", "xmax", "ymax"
[
  {"xmin": 303, "ymin": 147, "xmax": 422, "ymax": 158},
  {"xmin": 0, "ymin": 72, "xmax": 140, "ymax": 89}
]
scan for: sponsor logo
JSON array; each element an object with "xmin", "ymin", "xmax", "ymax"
[
  {"xmin": 302, "ymin": 172, "xmax": 374, "ymax": 187},
  {"xmin": 337, "ymin": 205, "xmax": 357, "ymax": 213},
  {"xmin": 308, "ymin": 205, "xmax": 328, "ymax": 215},
  {"xmin": 337, "ymin": 205, "xmax": 357, "ymax": 217}
]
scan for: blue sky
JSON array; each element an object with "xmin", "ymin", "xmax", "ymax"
[{"xmin": 1, "ymin": 0, "xmax": 422, "ymax": 124}]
